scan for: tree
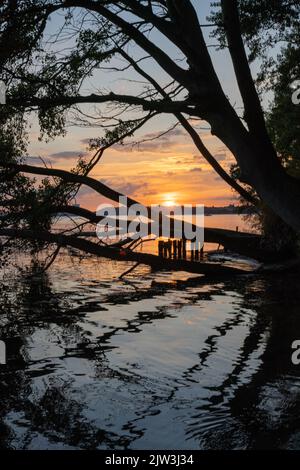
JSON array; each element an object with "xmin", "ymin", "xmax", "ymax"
[
  {"xmin": 1, "ymin": 0, "xmax": 300, "ymax": 269},
  {"xmin": 267, "ymin": 51, "xmax": 300, "ymax": 179}
]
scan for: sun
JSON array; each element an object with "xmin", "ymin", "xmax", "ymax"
[
  {"xmin": 164, "ymin": 200, "xmax": 176, "ymax": 207},
  {"xmin": 162, "ymin": 193, "xmax": 178, "ymax": 207}
]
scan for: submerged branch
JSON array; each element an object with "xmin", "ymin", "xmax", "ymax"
[{"xmin": 0, "ymin": 228, "xmax": 250, "ymax": 277}]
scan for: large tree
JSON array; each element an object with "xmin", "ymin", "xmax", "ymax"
[{"xmin": 1, "ymin": 0, "xmax": 300, "ymax": 268}]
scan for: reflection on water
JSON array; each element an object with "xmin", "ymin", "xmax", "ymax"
[{"xmin": 0, "ymin": 246, "xmax": 300, "ymax": 450}]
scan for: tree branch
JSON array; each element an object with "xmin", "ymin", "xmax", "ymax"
[
  {"xmin": 6, "ymin": 163, "xmax": 138, "ymax": 207},
  {"xmin": 118, "ymin": 48, "xmax": 258, "ymax": 205},
  {"xmin": 8, "ymin": 92, "xmax": 194, "ymax": 115},
  {"xmin": 0, "ymin": 228, "xmax": 249, "ymax": 276},
  {"xmin": 60, "ymin": 0, "xmax": 191, "ymax": 88}
]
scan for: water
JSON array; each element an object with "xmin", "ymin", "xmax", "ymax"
[{"xmin": 0, "ymin": 215, "xmax": 299, "ymax": 450}]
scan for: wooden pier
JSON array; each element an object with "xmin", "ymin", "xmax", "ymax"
[{"xmin": 158, "ymin": 239, "xmax": 204, "ymax": 261}]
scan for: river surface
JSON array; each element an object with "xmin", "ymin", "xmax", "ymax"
[{"xmin": 0, "ymin": 215, "xmax": 300, "ymax": 450}]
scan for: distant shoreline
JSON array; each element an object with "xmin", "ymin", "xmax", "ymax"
[
  {"xmin": 51, "ymin": 205, "xmax": 256, "ymax": 218},
  {"xmin": 204, "ymin": 205, "xmax": 256, "ymax": 216},
  {"xmin": 1, "ymin": 205, "xmax": 256, "ymax": 220}
]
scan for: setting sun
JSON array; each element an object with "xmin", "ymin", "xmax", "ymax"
[
  {"xmin": 162, "ymin": 193, "xmax": 178, "ymax": 207},
  {"xmin": 164, "ymin": 200, "xmax": 176, "ymax": 207}
]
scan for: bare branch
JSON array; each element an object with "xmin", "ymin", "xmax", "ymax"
[{"xmin": 60, "ymin": 0, "xmax": 191, "ymax": 87}]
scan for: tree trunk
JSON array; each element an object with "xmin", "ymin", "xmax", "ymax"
[{"xmin": 206, "ymin": 105, "xmax": 300, "ymax": 232}]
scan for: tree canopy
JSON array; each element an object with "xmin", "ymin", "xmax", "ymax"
[{"xmin": 1, "ymin": 0, "xmax": 300, "ymax": 267}]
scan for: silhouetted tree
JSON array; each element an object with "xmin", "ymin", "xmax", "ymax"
[{"xmin": 1, "ymin": 1, "xmax": 300, "ymax": 265}]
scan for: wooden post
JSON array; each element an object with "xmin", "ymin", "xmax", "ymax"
[
  {"xmin": 182, "ymin": 239, "xmax": 187, "ymax": 259},
  {"xmin": 181, "ymin": 218, "xmax": 184, "ymax": 242},
  {"xmin": 158, "ymin": 240, "xmax": 163, "ymax": 257},
  {"xmin": 200, "ymin": 246, "xmax": 204, "ymax": 260},
  {"xmin": 191, "ymin": 249, "xmax": 194, "ymax": 261},
  {"xmin": 163, "ymin": 241, "xmax": 168, "ymax": 258},
  {"xmin": 170, "ymin": 211, "xmax": 174, "ymax": 239},
  {"xmin": 195, "ymin": 249, "xmax": 199, "ymax": 261},
  {"xmin": 167, "ymin": 239, "xmax": 172, "ymax": 258},
  {"xmin": 178, "ymin": 240, "xmax": 182, "ymax": 259},
  {"xmin": 173, "ymin": 240, "xmax": 177, "ymax": 258},
  {"xmin": 159, "ymin": 211, "xmax": 163, "ymax": 237}
]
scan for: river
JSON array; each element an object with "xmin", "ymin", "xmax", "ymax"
[{"xmin": 0, "ymin": 214, "xmax": 299, "ymax": 450}]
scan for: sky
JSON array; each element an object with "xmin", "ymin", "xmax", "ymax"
[{"xmin": 27, "ymin": 1, "xmax": 261, "ymax": 211}]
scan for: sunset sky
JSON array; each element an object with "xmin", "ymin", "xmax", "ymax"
[
  {"xmin": 28, "ymin": 119, "xmax": 238, "ymax": 210},
  {"xmin": 26, "ymin": 1, "xmax": 261, "ymax": 211}
]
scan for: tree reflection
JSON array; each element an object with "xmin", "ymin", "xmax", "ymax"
[{"xmin": 1, "ymin": 260, "xmax": 300, "ymax": 449}]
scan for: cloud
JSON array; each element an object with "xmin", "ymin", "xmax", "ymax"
[
  {"xmin": 49, "ymin": 151, "xmax": 86, "ymax": 160},
  {"xmin": 138, "ymin": 128, "xmax": 185, "ymax": 141},
  {"xmin": 77, "ymin": 186, "xmax": 95, "ymax": 197},
  {"xmin": 109, "ymin": 126, "xmax": 187, "ymax": 153},
  {"xmin": 140, "ymin": 188, "xmax": 158, "ymax": 197},
  {"xmin": 101, "ymin": 178, "xmax": 148, "ymax": 197},
  {"xmin": 176, "ymin": 155, "xmax": 206, "ymax": 164},
  {"xmin": 176, "ymin": 158, "xmax": 192, "ymax": 165},
  {"xmin": 76, "ymin": 178, "xmax": 154, "ymax": 203},
  {"xmin": 80, "ymin": 138, "xmax": 93, "ymax": 145},
  {"xmin": 214, "ymin": 152, "xmax": 227, "ymax": 161},
  {"xmin": 189, "ymin": 167, "xmax": 202, "ymax": 172},
  {"xmin": 26, "ymin": 156, "xmax": 52, "ymax": 165}
]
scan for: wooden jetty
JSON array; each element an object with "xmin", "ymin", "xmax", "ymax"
[
  {"xmin": 158, "ymin": 239, "xmax": 204, "ymax": 262},
  {"xmin": 75, "ymin": 225, "xmax": 292, "ymax": 263}
]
